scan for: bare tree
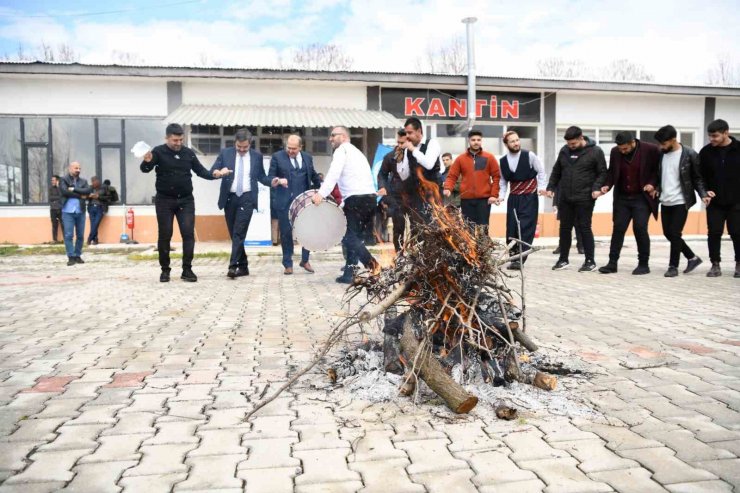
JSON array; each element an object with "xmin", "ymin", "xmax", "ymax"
[
  {"xmin": 1, "ymin": 41, "xmax": 78, "ymax": 62},
  {"xmin": 55, "ymin": 43, "xmax": 77, "ymax": 63},
  {"xmin": 196, "ymin": 52, "xmax": 222, "ymax": 67},
  {"xmin": 536, "ymin": 57, "xmax": 588, "ymax": 79},
  {"xmin": 285, "ymin": 43, "xmax": 353, "ymax": 71},
  {"xmin": 111, "ymin": 50, "xmax": 144, "ymax": 65},
  {"xmin": 418, "ymin": 36, "xmax": 466, "ymax": 75},
  {"xmin": 705, "ymin": 53, "xmax": 740, "ymax": 86},
  {"xmin": 603, "ymin": 59, "xmax": 654, "ymax": 82}
]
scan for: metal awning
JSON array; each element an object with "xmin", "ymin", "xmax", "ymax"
[{"xmin": 166, "ymin": 104, "xmax": 400, "ymax": 129}]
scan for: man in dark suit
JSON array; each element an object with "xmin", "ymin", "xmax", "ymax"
[
  {"xmin": 269, "ymin": 134, "xmax": 322, "ymax": 275},
  {"xmin": 210, "ymin": 128, "xmax": 272, "ymax": 279}
]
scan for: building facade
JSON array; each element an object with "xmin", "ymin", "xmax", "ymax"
[{"xmin": 1, "ymin": 62, "xmax": 738, "ymax": 244}]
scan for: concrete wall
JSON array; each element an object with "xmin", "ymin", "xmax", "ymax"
[{"xmin": 715, "ymin": 97, "xmax": 740, "ymax": 125}]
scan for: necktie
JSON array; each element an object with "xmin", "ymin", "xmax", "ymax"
[
  {"xmin": 236, "ymin": 154, "xmax": 244, "ymax": 197},
  {"xmin": 292, "ymin": 157, "xmax": 299, "ymax": 170}
]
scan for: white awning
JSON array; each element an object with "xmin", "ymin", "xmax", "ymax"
[{"xmin": 166, "ymin": 104, "xmax": 400, "ymax": 129}]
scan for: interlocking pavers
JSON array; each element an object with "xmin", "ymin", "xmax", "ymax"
[
  {"xmin": 2, "ymin": 448, "xmax": 94, "ymax": 484},
  {"xmin": 62, "ymin": 460, "xmax": 137, "ymax": 492},
  {"xmin": 395, "ymin": 438, "xmax": 470, "ymax": 475},
  {"xmin": 618, "ymin": 447, "xmax": 718, "ymax": 484},
  {"xmin": 77, "ymin": 433, "xmax": 150, "ymax": 463},
  {"xmin": 349, "ymin": 458, "xmax": 425, "ymax": 493},
  {"xmin": 118, "ymin": 471, "xmax": 188, "ymax": 493},
  {"xmin": 121, "ymin": 443, "xmax": 196, "ymax": 477},
  {"xmin": 588, "ymin": 468, "xmax": 668, "ymax": 493}
]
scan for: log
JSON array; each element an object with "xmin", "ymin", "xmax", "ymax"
[
  {"xmin": 400, "ymin": 317, "xmax": 478, "ymax": 413},
  {"xmin": 510, "ymin": 324, "xmax": 538, "ymax": 352}
]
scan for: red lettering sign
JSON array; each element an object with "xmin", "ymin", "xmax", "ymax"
[
  {"xmin": 449, "ymin": 99, "xmax": 466, "ymax": 117},
  {"xmin": 501, "ymin": 100, "xmax": 519, "ymax": 119},
  {"xmin": 427, "ymin": 98, "xmax": 446, "ymax": 117},
  {"xmin": 404, "ymin": 97, "xmax": 425, "ymax": 116},
  {"xmin": 475, "ymin": 99, "xmax": 487, "ymax": 118},
  {"xmin": 489, "ymin": 96, "xmax": 498, "ymax": 118}
]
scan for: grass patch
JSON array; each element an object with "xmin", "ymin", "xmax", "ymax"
[
  {"xmin": 0, "ymin": 245, "xmax": 66, "ymax": 256},
  {"xmin": 128, "ymin": 251, "xmax": 232, "ymax": 261}
]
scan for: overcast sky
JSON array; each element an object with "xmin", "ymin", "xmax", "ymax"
[{"xmin": 0, "ymin": 0, "xmax": 738, "ymax": 85}]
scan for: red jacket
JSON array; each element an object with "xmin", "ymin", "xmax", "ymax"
[{"xmin": 444, "ymin": 148, "xmax": 501, "ymax": 200}]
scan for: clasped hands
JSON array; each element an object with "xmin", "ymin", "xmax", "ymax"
[
  {"xmin": 212, "ymin": 167, "xmax": 231, "ymax": 178},
  {"xmin": 271, "ymin": 177, "xmax": 289, "ymax": 188}
]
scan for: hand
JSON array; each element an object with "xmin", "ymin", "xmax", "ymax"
[
  {"xmin": 377, "ymin": 187, "xmax": 387, "ymax": 197},
  {"xmin": 212, "ymin": 170, "xmax": 222, "ymax": 178},
  {"xmin": 443, "ymin": 189, "xmax": 451, "ymax": 197},
  {"xmin": 702, "ymin": 193, "xmax": 713, "ymax": 205},
  {"xmin": 545, "ymin": 190, "xmax": 554, "ymax": 198},
  {"xmin": 279, "ymin": 178, "xmax": 288, "ymax": 187},
  {"xmin": 311, "ymin": 193, "xmax": 323, "ymax": 206},
  {"xmin": 592, "ymin": 191, "xmax": 603, "ymax": 199},
  {"xmin": 643, "ymin": 184, "xmax": 655, "ymax": 194},
  {"xmin": 90, "ymin": 193, "xmax": 99, "ymax": 199},
  {"xmin": 271, "ymin": 177, "xmax": 280, "ymax": 187},
  {"xmin": 537, "ymin": 189, "xmax": 548, "ymax": 196},
  {"xmin": 600, "ymin": 186, "xmax": 609, "ymax": 194},
  {"xmin": 403, "ymin": 140, "xmax": 416, "ymax": 152},
  {"xmin": 143, "ymin": 151, "xmax": 153, "ymax": 163},
  {"xmin": 707, "ymin": 191, "xmax": 716, "ymax": 198},
  {"xmin": 649, "ymin": 190, "xmax": 658, "ymax": 199},
  {"xmin": 487, "ymin": 196, "xmax": 498, "ymax": 205},
  {"xmin": 220, "ymin": 167, "xmax": 231, "ymax": 176}
]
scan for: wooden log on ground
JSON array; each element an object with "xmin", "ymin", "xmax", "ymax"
[
  {"xmin": 400, "ymin": 317, "xmax": 478, "ymax": 414},
  {"xmin": 509, "ymin": 321, "xmax": 538, "ymax": 352}
]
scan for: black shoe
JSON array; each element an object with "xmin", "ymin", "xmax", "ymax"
[
  {"xmin": 160, "ymin": 270, "xmax": 171, "ymax": 282},
  {"xmin": 684, "ymin": 257, "xmax": 702, "ymax": 274},
  {"xmin": 552, "ymin": 260, "xmax": 569, "ymax": 270},
  {"xmin": 598, "ymin": 263, "xmax": 618, "ymax": 274},
  {"xmin": 706, "ymin": 263, "xmax": 721, "ymax": 277},
  {"xmin": 578, "ymin": 260, "xmax": 596, "ymax": 272},
  {"xmin": 552, "ymin": 246, "xmax": 561, "ymax": 255},
  {"xmin": 181, "ymin": 269, "xmax": 198, "ymax": 282},
  {"xmin": 577, "ymin": 246, "xmax": 585, "ymax": 255},
  {"xmin": 336, "ymin": 266, "xmax": 355, "ymax": 284},
  {"xmin": 74, "ymin": 257, "xmax": 85, "ymax": 264},
  {"xmin": 664, "ymin": 267, "xmax": 678, "ymax": 278},
  {"xmin": 227, "ymin": 267, "xmax": 237, "ymax": 279},
  {"xmin": 735, "ymin": 262, "xmax": 740, "ymax": 278},
  {"xmin": 507, "ymin": 261, "xmax": 521, "ymax": 270},
  {"xmin": 632, "ymin": 264, "xmax": 650, "ymax": 275},
  {"xmin": 235, "ymin": 267, "xmax": 249, "ymax": 277},
  {"xmin": 67, "ymin": 257, "xmax": 76, "ymax": 266}
]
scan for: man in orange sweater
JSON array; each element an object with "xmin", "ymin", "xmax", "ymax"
[{"xmin": 443, "ymin": 130, "xmax": 501, "ymax": 233}]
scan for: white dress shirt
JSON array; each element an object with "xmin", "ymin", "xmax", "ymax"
[
  {"xmin": 318, "ymin": 142, "xmax": 375, "ymax": 200},
  {"xmin": 290, "ymin": 152, "xmax": 303, "ymax": 170},
  {"xmin": 230, "ymin": 152, "xmax": 252, "ymax": 193},
  {"xmin": 397, "ymin": 137, "xmax": 441, "ymax": 181},
  {"xmin": 499, "ymin": 150, "xmax": 547, "ymax": 197}
]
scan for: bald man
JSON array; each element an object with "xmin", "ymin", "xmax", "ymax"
[
  {"xmin": 269, "ymin": 134, "xmax": 322, "ymax": 275},
  {"xmin": 59, "ymin": 161, "xmax": 92, "ymax": 265}
]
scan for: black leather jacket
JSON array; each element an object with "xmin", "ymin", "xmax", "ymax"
[
  {"xmin": 656, "ymin": 145, "xmax": 707, "ymax": 210},
  {"xmin": 59, "ymin": 174, "xmax": 92, "ymax": 213}
]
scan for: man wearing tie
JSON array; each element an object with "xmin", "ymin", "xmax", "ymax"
[
  {"xmin": 269, "ymin": 134, "xmax": 322, "ymax": 275},
  {"xmin": 211, "ymin": 129, "xmax": 272, "ymax": 279}
]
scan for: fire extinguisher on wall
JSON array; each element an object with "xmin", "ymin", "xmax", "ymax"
[{"xmin": 122, "ymin": 207, "xmax": 138, "ymax": 244}]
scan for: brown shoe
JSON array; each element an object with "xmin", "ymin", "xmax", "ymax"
[
  {"xmin": 299, "ymin": 261, "xmax": 314, "ymax": 273},
  {"xmin": 283, "ymin": 267, "xmax": 293, "ymax": 275}
]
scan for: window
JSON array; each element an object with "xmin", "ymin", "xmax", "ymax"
[
  {"xmin": 98, "ymin": 119, "xmax": 122, "ymax": 143},
  {"xmin": 188, "ymin": 125, "xmax": 343, "ymax": 157},
  {"xmin": 0, "ymin": 118, "xmax": 21, "ymax": 205},
  {"xmin": 24, "ymin": 118, "xmax": 48, "ymax": 143},
  {"xmin": 680, "ymin": 131, "xmax": 694, "ymax": 149},
  {"xmin": 26, "ymin": 146, "xmax": 49, "ymax": 204},
  {"xmin": 52, "ymin": 119, "xmax": 95, "ymax": 177},
  {"xmin": 125, "ymin": 119, "xmax": 165, "ymax": 205}
]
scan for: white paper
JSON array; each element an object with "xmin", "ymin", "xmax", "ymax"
[{"xmin": 131, "ymin": 141, "xmax": 151, "ymax": 159}]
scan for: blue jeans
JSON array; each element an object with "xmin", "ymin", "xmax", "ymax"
[
  {"xmin": 62, "ymin": 211, "xmax": 86, "ymax": 258},
  {"xmin": 87, "ymin": 205, "xmax": 104, "ymax": 243}
]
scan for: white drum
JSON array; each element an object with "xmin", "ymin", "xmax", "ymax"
[{"xmin": 289, "ymin": 190, "xmax": 346, "ymax": 251}]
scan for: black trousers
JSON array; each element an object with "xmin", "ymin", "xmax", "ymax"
[
  {"xmin": 343, "ymin": 194, "xmax": 376, "ymax": 268},
  {"xmin": 155, "ymin": 194, "xmax": 195, "ymax": 271},
  {"xmin": 50, "ymin": 209, "xmax": 63, "ymax": 242},
  {"xmin": 461, "ymin": 198, "xmax": 490, "ymax": 231},
  {"xmin": 608, "ymin": 195, "xmax": 652, "ymax": 264},
  {"xmin": 506, "ymin": 193, "xmax": 538, "ymax": 259},
  {"xmin": 558, "ymin": 199, "xmax": 595, "ymax": 262},
  {"xmin": 661, "ymin": 204, "xmax": 695, "ymax": 268},
  {"xmin": 224, "ymin": 193, "xmax": 255, "ymax": 269},
  {"xmin": 707, "ymin": 202, "xmax": 740, "ymax": 263},
  {"xmin": 384, "ymin": 195, "xmax": 406, "ymax": 252}
]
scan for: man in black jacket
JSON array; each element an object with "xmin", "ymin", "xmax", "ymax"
[
  {"xmin": 60, "ymin": 162, "xmax": 92, "ymax": 266},
  {"xmin": 653, "ymin": 125, "xmax": 708, "ymax": 277},
  {"xmin": 546, "ymin": 126, "xmax": 607, "ymax": 272},
  {"xmin": 699, "ymin": 119, "xmax": 740, "ymax": 278},
  {"xmin": 598, "ymin": 132, "xmax": 660, "ymax": 275},
  {"xmin": 377, "ymin": 129, "xmax": 407, "ymax": 252},
  {"xmin": 49, "ymin": 175, "xmax": 63, "ymax": 243},
  {"xmin": 141, "ymin": 123, "xmax": 227, "ymax": 283}
]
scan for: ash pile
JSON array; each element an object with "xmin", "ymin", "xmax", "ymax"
[{"xmin": 333, "ymin": 201, "xmax": 590, "ymax": 418}]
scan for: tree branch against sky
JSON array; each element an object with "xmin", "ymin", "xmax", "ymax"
[
  {"xmin": 283, "ymin": 43, "xmax": 353, "ymax": 71},
  {"xmin": 536, "ymin": 57, "xmax": 655, "ymax": 82}
]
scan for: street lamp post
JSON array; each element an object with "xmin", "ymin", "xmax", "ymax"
[{"xmin": 462, "ymin": 17, "xmax": 478, "ymax": 132}]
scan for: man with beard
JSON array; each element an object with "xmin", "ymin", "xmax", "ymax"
[
  {"xmin": 312, "ymin": 126, "xmax": 379, "ymax": 283},
  {"xmin": 377, "ymin": 129, "xmax": 408, "ymax": 252},
  {"xmin": 398, "ymin": 117, "xmax": 442, "ymax": 223},
  {"xmin": 546, "ymin": 126, "xmax": 608, "ymax": 272},
  {"xmin": 443, "ymin": 130, "xmax": 501, "ymax": 234},
  {"xmin": 653, "ymin": 125, "xmax": 708, "ymax": 277},
  {"xmin": 699, "ymin": 119, "xmax": 740, "ymax": 277},
  {"xmin": 141, "ymin": 123, "xmax": 227, "ymax": 283},
  {"xmin": 598, "ymin": 131, "xmax": 660, "ymax": 275},
  {"xmin": 499, "ymin": 130, "xmax": 547, "ymax": 269},
  {"xmin": 60, "ymin": 161, "xmax": 92, "ymax": 265}
]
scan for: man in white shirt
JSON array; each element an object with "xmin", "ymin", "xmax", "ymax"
[
  {"xmin": 499, "ymin": 131, "xmax": 548, "ymax": 269},
  {"xmin": 312, "ymin": 126, "xmax": 379, "ymax": 283},
  {"xmin": 398, "ymin": 117, "xmax": 442, "ymax": 223},
  {"xmin": 653, "ymin": 125, "xmax": 709, "ymax": 277}
]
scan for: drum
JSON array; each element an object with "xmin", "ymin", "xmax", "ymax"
[{"xmin": 288, "ymin": 190, "xmax": 347, "ymax": 251}]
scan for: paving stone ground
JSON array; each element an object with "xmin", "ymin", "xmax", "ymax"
[{"xmin": 0, "ymin": 238, "xmax": 738, "ymax": 492}]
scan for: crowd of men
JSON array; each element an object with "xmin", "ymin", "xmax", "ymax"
[{"xmin": 55, "ymin": 117, "xmax": 739, "ymax": 280}]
